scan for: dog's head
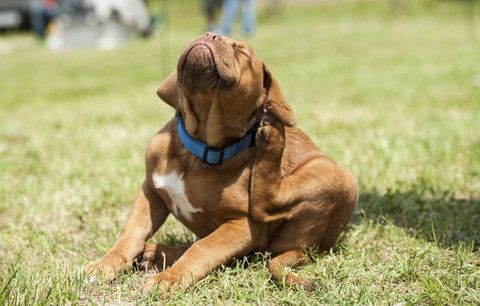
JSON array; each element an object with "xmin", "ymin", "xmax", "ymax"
[{"xmin": 157, "ymin": 33, "xmax": 296, "ymax": 147}]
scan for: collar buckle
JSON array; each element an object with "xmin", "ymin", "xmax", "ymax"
[{"xmin": 202, "ymin": 146, "xmax": 225, "ymax": 165}]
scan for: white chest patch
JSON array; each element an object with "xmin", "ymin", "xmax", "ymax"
[{"xmin": 152, "ymin": 171, "xmax": 202, "ymax": 222}]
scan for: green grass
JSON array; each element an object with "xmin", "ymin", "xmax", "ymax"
[{"xmin": 1, "ymin": 0, "xmax": 479, "ymax": 304}]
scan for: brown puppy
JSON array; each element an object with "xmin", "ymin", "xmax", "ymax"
[{"xmin": 85, "ymin": 33, "xmax": 358, "ymax": 292}]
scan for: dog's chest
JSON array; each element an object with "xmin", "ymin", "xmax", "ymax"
[{"xmin": 151, "ymin": 171, "xmax": 202, "ymax": 222}]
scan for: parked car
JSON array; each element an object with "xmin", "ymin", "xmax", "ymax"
[{"xmin": 0, "ymin": 0, "xmax": 32, "ymax": 29}]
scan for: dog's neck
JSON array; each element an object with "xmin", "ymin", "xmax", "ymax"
[
  {"xmin": 177, "ymin": 114, "xmax": 258, "ymax": 165},
  {"xmin": 181, "ymin": 108, "xmax": 257, "ymax": 149}
]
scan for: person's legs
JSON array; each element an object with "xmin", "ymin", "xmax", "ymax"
[
  {"xmin": 45, "ymin": 6, "xmax": 60, "ymax": 23},
  {"xmin": 218, "ymin": 0, "xmax": 239, "ymax": 35},
  {"xmin": 30, "ymin": 1, "xmax": 47, "ymax": 38},
  {"xmin": 242, "ymin": 0, "xmax": 255, "ymax": 35},
  {"xmin": 204, "ymin": 0, "xmax": 213, "ymax": 30},
  {"xmin": 30, "ymin": 1, "xmax": 60, "ymax": 39},
  {"xmin": 204, "ymin": 0, "xmax": 221, "ymax": 31}
]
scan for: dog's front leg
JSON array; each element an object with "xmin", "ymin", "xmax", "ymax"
[
  {"xmin": 85, "ymin": 181, "xmax": 168, "ymax": 279},
  {"xmin": 143, "ymin": 218, "xmax": 257, "ymax": 293}
]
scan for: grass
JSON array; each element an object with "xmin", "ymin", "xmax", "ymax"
[{"xmin": 1, "ymin": 0, "xmax": 479, "ymax": 304}]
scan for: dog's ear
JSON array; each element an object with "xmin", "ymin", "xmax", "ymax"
[
  {"xmin": 262, "ymin": 64, "xmax": 296, "ymax": 127},
  {"xmin": 157, "ymin": 70, "xmax": 179, "ymax": 109}
]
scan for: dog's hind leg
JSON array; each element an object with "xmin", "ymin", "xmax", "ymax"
[
  {"xmin": 268, "ymin": 250, "xmax": 315, "ymax": 290},
  {"xmin": 138, "ymin": 243, "xmax": 190, "ymax": 271}
]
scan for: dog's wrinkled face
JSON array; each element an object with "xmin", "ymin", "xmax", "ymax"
[
  {"xmin": 157, "ymin": 33, "xmax": 296, "ymax": 148},
  {"xmin": 177, "ymin": 34, "xmax": 245, "ymax": 90}
]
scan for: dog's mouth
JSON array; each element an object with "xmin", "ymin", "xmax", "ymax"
[
  {"xmin": 180, "ymin": 44, "xmax": 216, "ymax": 78},
  {"xmin": 178, "ymin": 38, "xmax": 237, "ymax": 87}
]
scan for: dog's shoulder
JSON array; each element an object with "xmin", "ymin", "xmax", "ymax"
[{"xmin": 144, "ymin": 118, "xmax": 178, "ymax": 173}]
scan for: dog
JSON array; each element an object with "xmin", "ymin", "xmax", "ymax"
[{"xmin": 85, "ymin": 33, "xmax": 358, "ymax": 292}]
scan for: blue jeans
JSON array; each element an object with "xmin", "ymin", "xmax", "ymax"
[
  {"xmin": 30, "ymin": 1, "xmax": 59, "ymax": 38},
  {"xmin": 217, "ymin": 0, "xmax": 255, "ymax": 36}
]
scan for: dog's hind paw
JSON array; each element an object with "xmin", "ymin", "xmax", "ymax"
[
  {"xmin": 256, "ymin": 126, "xmax": 285, "ymax": 154},
  {"xmin": 256, "ymin": 109, "xmax": 285, "ymax": 154}
]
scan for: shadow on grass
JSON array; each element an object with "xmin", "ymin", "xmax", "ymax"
[{"xmin": 354, "ymin": 189, "xmax": 480, "ymax": 251}]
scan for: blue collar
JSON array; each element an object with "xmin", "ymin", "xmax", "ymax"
[{"xmin": 177, "ymin": 115, "xmax": 259, "ymax": 165}]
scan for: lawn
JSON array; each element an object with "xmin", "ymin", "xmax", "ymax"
[{"xmin": 1, "ymin": 0, "xmax": 479, "ymax": 304}]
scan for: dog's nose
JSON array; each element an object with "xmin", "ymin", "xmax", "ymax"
[{"xmin": 205, "ymin": 32, "xmax": 221, "ymax": 41}]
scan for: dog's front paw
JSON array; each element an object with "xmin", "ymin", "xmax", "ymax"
[
  {"xmin": 85, "ymin": 252, "xmax": 131, "ymax": 280},
  {"xmin": 143, "ymin": 269, "xmax": 185, "ymax": 293}
]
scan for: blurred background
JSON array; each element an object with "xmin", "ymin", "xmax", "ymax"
[{"xmin": 0, "ymin": 0, "xmax": 479, "ymax": 303}]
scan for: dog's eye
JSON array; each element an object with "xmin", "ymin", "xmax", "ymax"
[
  {"xmin": 233, "ymin": 47, "xmax": 250, "ymax": 59},
  {"xmin": 223, "ymin": 79, "xmax": 234, "ymax": 88}
]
